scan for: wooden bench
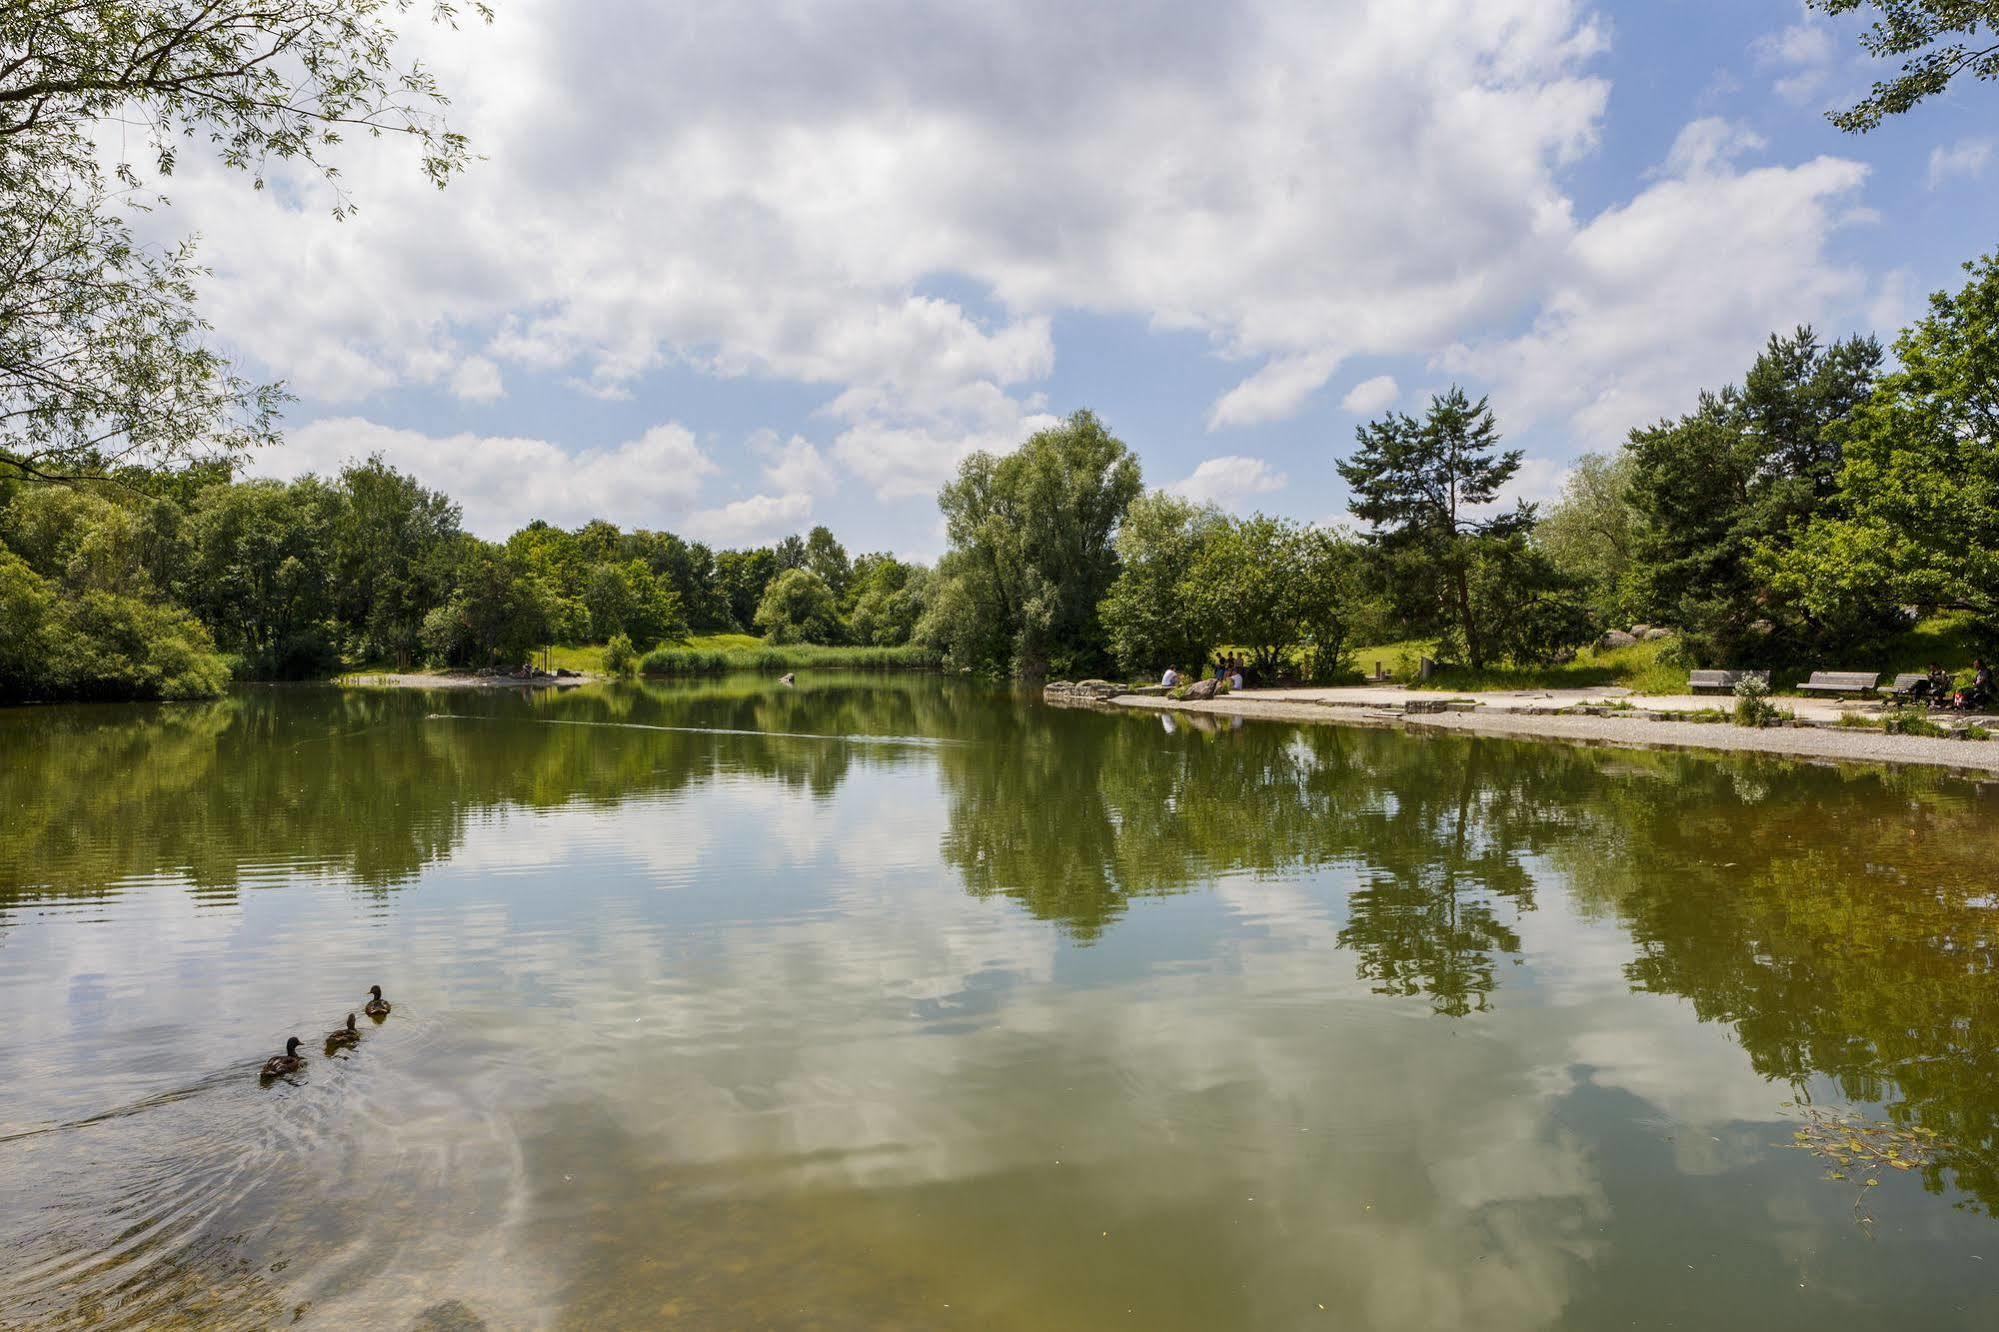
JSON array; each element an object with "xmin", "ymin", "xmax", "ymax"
[
  {"xmin": 1688, "ymin": 669, "xmax": 1771, "ymax": 694},
  {"xmin": 1798, "ymin": 671, "xmax": 1881, "ymax": 696}
]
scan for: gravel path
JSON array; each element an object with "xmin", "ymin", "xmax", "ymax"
[{"xmin": 1109, "ymin": 693, "xmax": 1999, "ymax": 777}]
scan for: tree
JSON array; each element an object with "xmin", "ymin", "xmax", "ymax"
[
  {"xmin": 1627, "ymin": 328, "xmax": 1883, "ymax": 662},
  {"xmin": 1187, "ymin": 516, "xmax": 1363, "ymax": 681},
  {"xmin": 754, "ymin": 567, "xmax": 843, "ymax": 644},
  {"xmin": 584, "ymin": 558, "xmax": 686, "ymax": 649},
  {"xmin": 1338, "ymin": 388, "xmax": 1530, "ymax": 669},
  {"xmin": 329, "ymin": 456, "xmax": 462, "ymax": 667},
  {"xmin": 845, "ymin": 554, "xmax": 931, "ymax": 646},
  {"xmin": 1101, "ymin": 491, "xmax": 1225, "ymax": 676},
  {"xmin": 1807, "ymin": 1, "xmax": 1999, "ymax": 131},
  {"xmin": 1770, "ymin": 251, "xmax": 1999, "ymax": 634},
  {"xmin": 715, "ymin": 547, "xmax": 780, "ymax": 631},
  {"xmin": 1534, "ymin": 452, "xmax": 1643, "ymax": 628},
  {"xmin": 930, "ymin": 409, "xmax": 1143, "ymax": 677},
  {"xmin": 182, "ymin": 476, "xmax": 341, "ymax": 675},
  {"xmin": 804, "ymin": 525, "xmax": 852, "ymax": 600},
  {"xmin": 1, "ymin": 1, "xmax": 487, "ymax": 483},
  {"xmin": 421, "ymin": 543, "xmax": 557, "ymax": 666}
]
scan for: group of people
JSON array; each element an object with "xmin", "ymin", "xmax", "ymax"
[
  {"xmin": 1912, "ymin": 658, "xmax": 1994, "ymax": 711},
  {"xmin": 1159, "ymin": 654, "xmax": 1248, "ymax": 691}
]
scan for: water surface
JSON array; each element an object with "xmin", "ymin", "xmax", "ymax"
[{"xmin": 2, "ymin": 676, "xmax": 1996, "ymax": 1329}]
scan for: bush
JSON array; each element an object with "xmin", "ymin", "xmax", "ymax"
[
  {"xmin": 1733, "ymin": 675, "xmax": 1780, "ymax": 728},
  {"xmin": 602, "ymin": 632, "xmax": 638, "ymax": 677}
]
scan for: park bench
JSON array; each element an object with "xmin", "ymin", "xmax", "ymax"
[
  {"xmin": 1688, "ymin": 669, "xmax": 1770, "ymax": 694},
  {"xmin": 1797, "ymin": 671, "xmax": 1881, "ymax": 696},
  {"xmin": 1882, "ymin": 673, "xmax": 1930, "ymax": 700}
]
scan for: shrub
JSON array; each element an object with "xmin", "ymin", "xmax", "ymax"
[
  {"xmin": 1732, "ymin": 675, "xmax": 1779, "ymax": 728},
  {"xmin": 602, "ymin": 632, "xmax": 638, "ymax": 677},
  {"xmin": 1882, "ymin": 708, "xmax": 1945, "ymax": 737}
]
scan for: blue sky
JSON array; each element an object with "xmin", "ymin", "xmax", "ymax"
[{"xmin": 157, "ymin": 0, "xmax": 1997, "ymax": 557}]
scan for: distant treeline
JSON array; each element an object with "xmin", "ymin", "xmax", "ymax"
[{"xmin": 0, "ymin": 461, "xmax": 934, "ymax": 702}]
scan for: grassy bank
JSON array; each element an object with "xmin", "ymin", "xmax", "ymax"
[
  {"xmin": 640, "ymin": 638, "xmax": 940, "ymax": 675},
  {"xmin": 1347, "ymin": 613, "xmax": 1991, "ymax": 696}
]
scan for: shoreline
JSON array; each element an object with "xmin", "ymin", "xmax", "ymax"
[
  {"xmin": 1094, "ymin": 691, "xmax": 1999, "ymax": 779},
  {"xmin": 335, "ymin": 671, "xmax": 597, "ymax": 691}
]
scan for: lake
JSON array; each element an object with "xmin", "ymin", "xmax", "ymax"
[{"xmin": 2, "ymin": 675, "xmax": 1996, "ymax": 1329}]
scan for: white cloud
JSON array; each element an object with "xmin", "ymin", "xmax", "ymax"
[
  {"xmin": 1340, "ymin": 374, "xmax": 1401, "ymax": 416},
  {"xmin": 1754, "ymin": 20, "xmax": 1837, "ymax": 105},
  {"xmin": 125, "ymin": 1, "xmax": 1887, "ymax": 523},
  {"xmin": 254, "ymin": 418, "xmax": 716, "ymax": 537},
  {"xmin": 1928, "ymin": 138, "xmax": 1993, "ymax": 188},
  {"xmin": 1443, "ymin": 120, "xmax": 1869, "ymax": 444},
  {"xmin": 752, "ymin": 431, "xmax": 839, "ymax": 496},
  {"xmin": 148, "ymin": 0, "xmax": 1618, "ymax": 498},
  {"xmin": 1167, "ymin": 455, "xmax": 1289, "ymax": 510},
  {"xmin": 680, "ymin": 492, "xmax": 814, "ymax": 546},
  {"xmin": 1208, "ymin": 351, "xmax": 1343, "ymax": 429},
  {"xmin": 449, "ymin": 355, "xmax": 506, "ymax": 403}
]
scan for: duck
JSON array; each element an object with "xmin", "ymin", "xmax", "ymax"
[
  {"xmin": 325, "ymin": 1013, "xmax": 361, "ymax": 1051},
  {"xmin": 364, "ymin": 985, "xmax": 392, "ymax": 1019},
  {"xmin": 260, "ymin": 1037, "xmax": 307, "ymax": 1080}
]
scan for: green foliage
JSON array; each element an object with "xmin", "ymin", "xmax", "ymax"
[
  {"xmin": 601, "ymin": 633, "xmax": 639, "ymax": 677},
  {"xmin": 584, "ymin": 558, "xmax": 688, "ymax": 649},
  {"xmin": 754, "ymin": 567, "xmax": 844, "ymax": 645},
  {"xmin": 1770, "ymin": 253, "xmax": 1999, "ymax": 638},
  {"xmin": 1807, "ymin": 1, "xmax": 1999, "ymax": 130},
  {"xmin": 2, "ymin": 2, "xmax": 487, "ymax": 484},
  {"xmin": 714, "ymin": 547, "xmax": 780, "ymax": 631},
  {"xmin": 182, "ymin": 476, "xmax": 342, "ymax": 677},
  {"xmin": 1100, "ymin": 492, "xmax": 1227, "ymax": 675},
  {"xmin": 1338, "ymin": 387, "xmax": 1533, "ymax": 669},
  {"xmin": 1188, "ymin": 516, "xmax": 1363, "ymax": 682},
  {"xmin": 421, "ymin": 545, "xmax": 557, "ymax": 667},
  {"xmin": 844, "ymin": 555, "xmax": 931, "ymax": 646},
  {"xmin": 1535, "ymin": 451, "xmax": 1644, "ymax": 626},
  {"xmin": 927, "ymin": 409, "xmax": 1143, "ymax": 677},
  {"xmin": 1628, "ymin": 327, "xmax": 1884, "ymax": 664},
  {"xmin": 0, "ymin": 548, "xmax": 228, "ymax": 701},
  {"xmin": 638, "ymin": 643, "xmax": 939, "ymax": 674},
  {"xmin": 1733, "ymin": 674, "xmax": 1781, "ymax": 728},
  {"xmin": 329, "ymin": 456, "xmax": 464, "ymax": 667}
]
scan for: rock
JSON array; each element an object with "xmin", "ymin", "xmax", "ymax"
[
  {"xmin": 1600, "ymin": 631, "xmax": 1638, "ymax": 650},
  {"xmin": 779, "ymin": 672, "xmax": 795, "ymax": 686},
  {"xmin": 1642, "ymin": 628, "xmax": 1672, "ymax": 641},
  {"xmin": 555, "ymin": 668, "xmax": 580, "ymax": 678},
  {"xmin": 1183, "ymin": 677, "xmax": 1221, "ymax": 701},
  {"xmin": 1630, "ymin": 624, "xmax": 1651, "ymax": 637}
]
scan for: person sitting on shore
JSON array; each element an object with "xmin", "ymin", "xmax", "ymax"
[
  {"xmin": 1228, "ymin": 656, "xmax": 1244, "ymax": 691},
  {"xmin": 1924, "ymin": 663, "xmax": 1953, "ymax": 707},
  {"xmin": 1967, "ymin": 658, "xmax": 1994, "ymax": 711},
  {"xmin": 1162, "ymin": 664, "xmax": 1181, "ymax": 688}
]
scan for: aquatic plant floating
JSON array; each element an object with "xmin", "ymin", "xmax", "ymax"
[{"xmin": 1782, "ymin": 1104, "xmax": 1953, "ymax": 1226}]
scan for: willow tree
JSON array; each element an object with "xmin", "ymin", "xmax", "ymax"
[
  {"xmin": 1, "ymin": 1, "xmax": 490, "ymax": 483},
  {"xmin": 925, "ymin": 410, "xmax": 1142, "ymax": 678}
]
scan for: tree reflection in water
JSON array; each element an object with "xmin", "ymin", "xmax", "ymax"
[{"xmin": 4, "ymin": 678, "xmax": 1998, "ymax": 1215}]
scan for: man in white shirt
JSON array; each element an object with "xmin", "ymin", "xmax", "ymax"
[{"xmin": 1161, "ymin": 665, "xmax": 1180, "ymax": 688}]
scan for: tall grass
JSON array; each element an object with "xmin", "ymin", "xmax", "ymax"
[{"xmin": 638, "ymin": 642, "xmax": 941, "ymax": 675}]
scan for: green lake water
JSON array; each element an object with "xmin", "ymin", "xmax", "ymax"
[{"xmin": 2, "ymin": 675, "xmax": 1997, "ymax": 1329}]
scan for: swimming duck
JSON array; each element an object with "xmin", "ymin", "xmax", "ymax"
[
  {"xmin": 364, "ymin": 985, "xmax": 392, "ymax": 1019},
  {"xmin": 325, "ymin": 1013, "xmax": 361, "ymax": 1051},
  {"xmin": 260, "ymin": 1037, "xmax": 306, "ymax": 1080}
]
